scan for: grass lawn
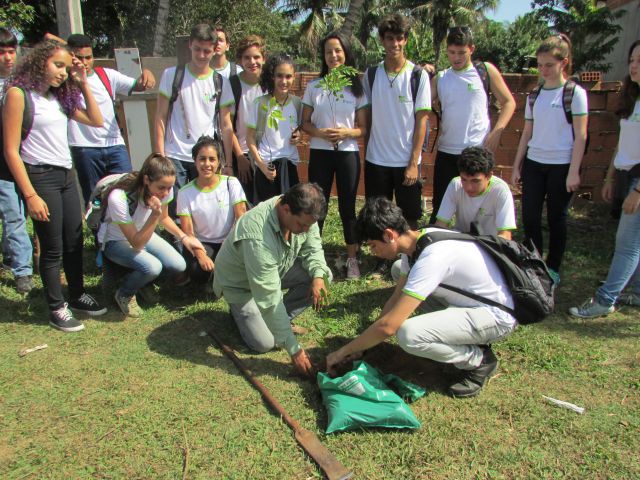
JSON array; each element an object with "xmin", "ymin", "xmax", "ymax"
[{"xmin": 1, "ymin": 198, "xmax": 638, "ymax": 479}]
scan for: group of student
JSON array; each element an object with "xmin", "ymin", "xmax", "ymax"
[{"xmin": 0, "ymin": 15, "xmax": 638, "ymax": 394}]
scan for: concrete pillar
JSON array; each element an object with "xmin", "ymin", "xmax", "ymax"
[{"xmin": 55, "ymin": 0, "xmax": 84, "ymax": 39}]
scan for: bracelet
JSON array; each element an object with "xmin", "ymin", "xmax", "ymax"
[
  {"xmin": 23, "ymin": 192, "xmax": 38, "ymax": 200},
  {"xmin": 179, "ymin": 234, "xmax": 187, "ymax": 242}
]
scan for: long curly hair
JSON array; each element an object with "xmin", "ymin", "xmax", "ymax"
[
  {"xmin": 617, "ymin": 40, "xmax": 640, "ymax": 120},
  {"xmin": 4, "ymin": 40, "xmax": 82, "ymax": 116},
  {"xmin": 260, "ymin": 53, "xmax": 294, "ymax": 95}
]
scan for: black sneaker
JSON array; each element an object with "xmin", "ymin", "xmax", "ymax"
[
  {"xmin": 448, "ymin": 346, "xmax": 498, "ymax": 398},
  {"xmin": 15, "ymin": 275, "xmax": 34, "ymax": 294},
  {"xmin": 370, "ymin": 259, "xmax": 390, "ymax": 279},
  {"xmin": 49, "ymin": 303, "xmax": 84, "ymax": 332},
  {"xmin": 69, "ymin": 293, "xmax": 107, "ymax": 316}
]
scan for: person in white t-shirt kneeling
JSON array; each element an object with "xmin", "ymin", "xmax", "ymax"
[
  {"xmin": 326, "ymin": 197, "xmax": 517, "ymax": 398},
  {"xmin": 434, "ymin": 146, "xmax": 516, "ymax": 239},
  {"xmin": 100, "ymin": 154, "xmax": 205, "ymax": 317},
  {"xmin": 177, "ymin": 136, "xmax": 248, "ymax": 287}
]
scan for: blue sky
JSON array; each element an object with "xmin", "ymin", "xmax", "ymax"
[{"xmin": 487, "ymin": 0, "xmax": 533, "ymax": 23}]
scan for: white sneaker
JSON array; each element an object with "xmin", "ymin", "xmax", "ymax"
[
  {"xmin": 345, "ymin": 257, "xmax": 361, "ymax": 280},
  {"xmin": 569, "ymin": 298, "xmax": 615, "ymax": 319}
]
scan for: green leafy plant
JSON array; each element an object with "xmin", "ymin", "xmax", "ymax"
[
  {"xmin": 262, "ymin": 97, "xmax": 286, "ymax": 131},
  {"xmin": 318, "ymin": 64, "xmax": 359, "ymax": 150}
]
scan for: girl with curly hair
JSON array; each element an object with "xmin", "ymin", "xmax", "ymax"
[
  {"xmin": 246, "ymin": 53, "xmax": 303, "ymax": 203},
  {"xmin": 2, "ymin": 40, "xmax": 106, "ymax": 332}
]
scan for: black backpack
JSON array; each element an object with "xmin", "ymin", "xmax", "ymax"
[
  {"xmin": 228, "ymin": 73, "xmax": 266, "ymax": 132},
  {"xmin": 410, "ymin": 230, "xmax": 555, "ymax": 325},
  {"xmin": 0, "ymin": 88, "xmax": 34, "ymax": 182},
  {"xmin": 527, "ymin": 77, "xmax": 590, "ymax": 153}
]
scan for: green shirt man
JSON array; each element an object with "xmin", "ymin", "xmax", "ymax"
[{"xmin": 213, "ymin": 184, "xmax": 331, "ymax": 377}]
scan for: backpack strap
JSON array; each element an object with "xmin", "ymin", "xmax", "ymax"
[
  {"xmin": 126, "ymin": 190, "xmax": 139, "ymax": 218},
  {"xmin": 527, "ymin": 84, "xmax": 542, "ymax": 117},
  {"xmin": 562, "ymin": 78, "xmax": 577, "ymax": 125},
  {"xmin": 94, "ymin": 67, "xmax": 123, "ymax": 131},
  {"xmin": 166, "ymin": 64, "xmax": 186, "ymax": 137},
  {"xmin": 472, "ymin": 60, "xmax": 490, "ymax": 100},
  {"xmin": 254, "ymin": 94, "xmax": 271, "ymax": 150},
  {"xmin": 410, "ymin": 65, "xmax": 422, "ymax": 104},
  {"xmin": 291, "ymin": 95, "xmax": 303, "ymax": 128},
  {"xmin": 21, "ymin": 89, "xmax": 34, "ymax": 140},
  {"xmin": 367, "ymin": 66, "xmax": 377, "ymax": 95},
  {"xmin": 213, "ymin": 72, "xmax": 224, "ymax": 142},
  {"xmin": 229, "ymin": 73, "xmax": 242, "ymax": 131},
  {"xmin": 229, "ymin": 61, "xmax": 237, "ymax": 77},
  {"xmin": 409, "ymin": 230, "xmax": 516, "ymax": 316}
]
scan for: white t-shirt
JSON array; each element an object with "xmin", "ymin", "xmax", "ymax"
[
  {"xmin": 436, "ymin": 175, "xmax": 516, "ymax": 235},
  {"xmin": 230, "ymin": 77, "xmax": 264, "ymax": 154},
  {"xmin": 400, "ymin": 228, "xmax": 516, "ymax": 327},
  {"xmin": 436, "ymin": 64, "xmax": 490, "ymax": 155},
  {"xmin": 525, "ymin": 84, "xmax": 588, "ymax": 165},
  {"xmin": 159, "ymin": 65, "xmax": 234, "ymax": 162},
  {"xmin": 214, "ymin": 60, "xmax": 242, "ymax": 79},
  {"xmin": 101, "ymin": 187, "xmax": 174, "ymax": 244},
  {"xmin": 302, "ymin": 78, "xmax": 367, "ymax": 151},
  {"xmin": 19, "ymin": 90, "xmax": 72, "ymax": 168},
  {"xmin": 68, "ymin": 68, "xmax": 136, "ymax": 147},
  {"xmin": 246, "ymin": 95, "xmax": 300, "ymax": 163},
  {"xmin": 176, "ymin": 175, "xmax": 247, "ymax": 244},
  {"xmin": 614, "ymin": 100, "xmax": 640, "ymax": 170},
  {"xmin": 364, "ymin": 61, "xmax": 431, "ymax": 167}
]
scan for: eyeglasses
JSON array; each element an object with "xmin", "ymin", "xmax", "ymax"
[{"xmin": 448, "ymin": 26, "xmax": 472, "ymax": 35}]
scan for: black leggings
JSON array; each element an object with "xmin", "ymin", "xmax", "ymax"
[
  {"xmin": 521, "ymin": 158, "xmax": 573, "ymax": 272},
  {"xmin": 254, "ymin": 158, "xmax": 299, "ymax": 203},
  {"xmin": 183, "ymin": 242, "xmax": 222, "ymax": 284},
  {"xmin": 429, "ymin": 150, "xmax": 461, "ymax": 224},
  {"xmin": 308, "ymin": 149, "xmax": 360, "ymax": 245},
  {"xmin": 27, "ymin": 164, "xmax": 85, "ymax": 310}
]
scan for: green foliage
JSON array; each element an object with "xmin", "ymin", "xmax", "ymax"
[
  {"xmin": 264, "ymin": 97, "xmax": 285, "ymax": 131},
  {"xmin": 532, "ymin": 0, "xmax": 626, "ymax": 73},
  {"xmin": 0, "ymin": 1, "xmax": 35, "ymax": 32},
  {"xmin": 318, "ymin": 64, "xmax": 359, "ymax": 97},
  {"xmin": 474, "ymin": 13, "xmax": 550, "ymax": 73}
]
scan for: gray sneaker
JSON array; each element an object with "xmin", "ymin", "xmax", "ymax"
[
  {"xmin": 115, "ymin": 290, "xmax": 142, "ymax": 318},
  {"xmin": 49, "ymin": 303, "xmax": 85, "ymax": 332},
  {"xmin": 15, "ymin": 275, "xmax": 34, "ymax": 294},
  {"xmin": 617, "ymin": 292, "xmax": 640, "ymax": 307},
  {"xmin": 569, "ymin": 298, "xmax": 615, "ymax": 319}
]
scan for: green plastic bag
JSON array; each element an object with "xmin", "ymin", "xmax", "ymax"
[{"xmin": 317, "ymin": 360, "xmax": 426, "ymax": 434}]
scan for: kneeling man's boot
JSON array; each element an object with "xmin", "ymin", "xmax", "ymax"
[{"xmin": 448, "ymin": 346, "xmax": 498, "ymax": 398}]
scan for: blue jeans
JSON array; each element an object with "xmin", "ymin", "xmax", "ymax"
[
  {"xmin": 71, "ymin": 144, "xmax": 132, "ymax": 204},
  {"xmin": 0, "ymin": 179, "xmax": 33, "ymax": 277},
  {"xmin": 596, "ymin": 177, "xmax": 640, "ymax": 307},
  {"xmin": 104, "ymin": 233, "xmax": 186, "ymax": 296}
]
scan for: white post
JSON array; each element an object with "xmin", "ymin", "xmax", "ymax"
[
  {"xmin": 55, "ymin": 0, "xmax": 84, "ymax": 38},
  {"xmin": 115, "ymin": 48, "xmax": 153, "ymax": 170}
]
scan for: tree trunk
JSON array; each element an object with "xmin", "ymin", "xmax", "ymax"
[
  {"xmin": 152, "ymin": 0, "xmax": 170, "ymax": 56},
  {"xmin": 338, "ymin": 0, "xmax": 365, "ymax": 38}
]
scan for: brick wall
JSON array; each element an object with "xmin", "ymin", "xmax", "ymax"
[{"xmin": 292, "ymin": 72, "xmax": 623, "ymax": 201}]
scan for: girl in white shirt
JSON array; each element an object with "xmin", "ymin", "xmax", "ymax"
[
  {"xmin": 246, "ymin": 54, "xmax": 303, "ymax": 203},
  {"xmin": 3, "ymin": 40, "xmax": 106, "ymax": 332},
  {"xmin": 101, "ymin": 154, "xmax": 203, "ymax": 317},
  {"xmin": 302, "ymin": 32, "xmax": 367, "ymax": 279},
  {"xmin": 511, "ymin": 34, "xmax": 588, "ymax": 285},
  {"xmin": 177, "ymin": 136, "xmax": 247, "ymax": 285},
  {"xmin": 570, "ymin": 39, "xmax": 640, "ymax": 318}
]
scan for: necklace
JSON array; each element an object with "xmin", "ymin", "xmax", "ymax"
[
  {"xmin": 385, "ymin": 59, "xmax": 407, "ymax": 89},
  {"xmin": 275, "ymin": 93, "xmax": 289, "ymax": 107}
]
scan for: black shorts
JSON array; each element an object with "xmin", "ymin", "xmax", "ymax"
[{"xmin": 364, "ymin": 161, "xmax": 423, "ymax": 222}]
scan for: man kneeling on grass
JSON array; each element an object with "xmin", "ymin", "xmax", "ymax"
[
  {"xmin": 213, "ymin": 183, "xmax": 332, "ymax": 378},
  {"xmin": 326, "ymin": 197, "xmax": 517, "ymax": 397}
]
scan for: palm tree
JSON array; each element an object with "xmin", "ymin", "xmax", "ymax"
[
  {"xmin": 407, "ymin": 0, "xmax": 499, "ymax": 68},
  {"xmin": 280, "ymin": 0, "xmax": 350, "ymax": 61},
  {"xmin": 153, "ymin": 0, "xmax": 171, "ymax": 56},
  {"xmin": 338, "ymin": 0, "xmax": 365, "ymax": 38}
]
